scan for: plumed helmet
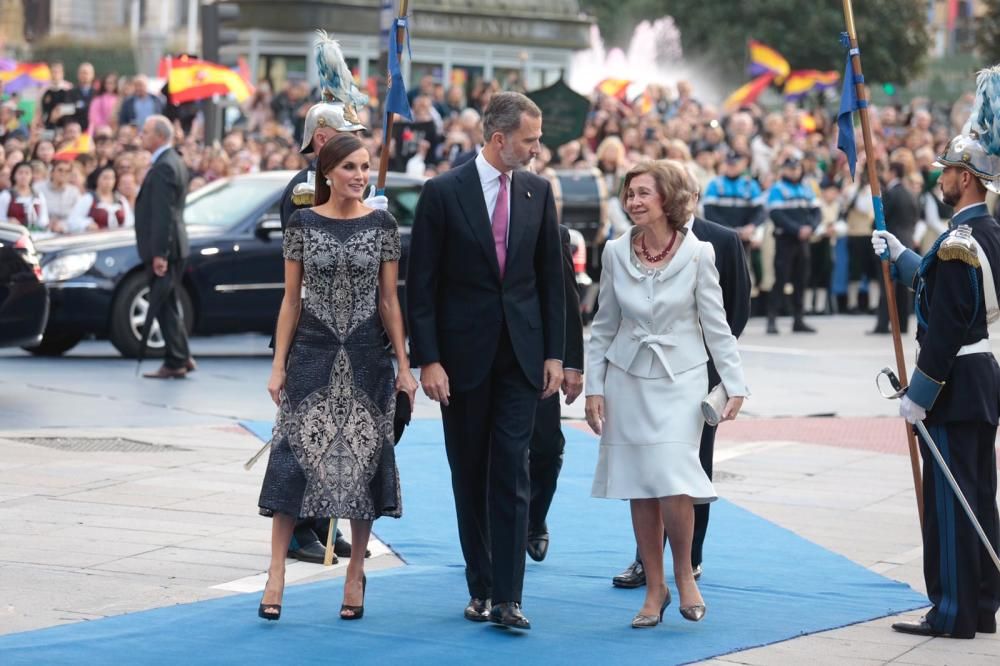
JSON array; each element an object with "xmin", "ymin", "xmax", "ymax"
[
  {"xmin": 299, "ymin": 30, "xmax": 369, "ymax": 154},
  {"xmin": 933, "ymin": 133, "xmax": 1000, "ymax": 193},
  {"xmin": 936, "ymin": 65, "xmax": 1000, "ymax": 193},
  {"xmin": 300, "ymin": 101, "xmax": 366, "ymax": 153}
]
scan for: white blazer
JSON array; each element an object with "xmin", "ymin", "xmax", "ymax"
[{"xmin": 586, "ymin": 227, "xmax": 747, "ymax": 397}]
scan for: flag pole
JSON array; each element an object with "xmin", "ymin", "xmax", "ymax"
[
  {"xmin": 842, "ymin": 0, "xmax": 924, "ymax": 528},
  {"xmin": 376, "ymin": 0, "xmax": 409, "ymax": 194}
]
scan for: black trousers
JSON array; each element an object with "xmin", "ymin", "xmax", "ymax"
[
  {"xmin": 769, "ymin": 236, "xmax": 810, "ymax": 321},
  {"xmin": 528, "ymin": 392, "xmax": 564, "ymax": 533},
  {"xmin": 441, "ymin": 327, "xmax": 538, "ymax": 604},
  {"xmin": 147, "ymin": 260, "xmax": 190, "ymax": 369},
  {"xmin": 875, "ymin": 281, "xmax": 911, "ymax": 333},
  {"xmin": 918, "ymin": 421, "xmax": 1000, "ymax": 638}
]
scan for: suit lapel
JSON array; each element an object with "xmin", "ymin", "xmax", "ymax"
[
  {"xmin": 505, "ymin": 172, "xmax": 530, "ymax": 274},
  {"xmin": 454, "ymin": 159, "xmax": 501, "ymax": 280}
]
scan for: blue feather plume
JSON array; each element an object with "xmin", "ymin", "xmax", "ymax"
[
  {"xmin": 314, "ymin": 30, "xmax": 369, "ymax": 109},
  {"xmin": 969, "ymin": 65, "xmax": 1000, "ymax": 156}
]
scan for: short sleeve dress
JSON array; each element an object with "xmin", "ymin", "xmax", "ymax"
[{"xmin": 258, "ymin": 208, "xmax": 403, "ymax": 521}]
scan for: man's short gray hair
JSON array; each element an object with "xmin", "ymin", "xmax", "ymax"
[
  {"xmin": 147, "ymin": 114, "xmax": 174, "ymax": 143},
  {"xmin": 482, "ymin": 92, "xmax": 541, "ymax": 141}
]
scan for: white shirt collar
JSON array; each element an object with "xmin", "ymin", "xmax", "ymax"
[
  {"xmin": 684, "ymin": 215, "xmax": 695, "ymax": 230},
  {"xmin": 475, "ymin": 150, "xmax": 512, "ymax": 185},
  {"xmin": 150, "ymin": 143, "xmax": 171, "ymax": 164}
]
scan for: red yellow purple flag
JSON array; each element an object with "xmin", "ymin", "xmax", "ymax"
[
  {"xmin": 783, "ymin": 70, "xmax": 840, "ymax": 101},
  {"xmin": 723, "ymin": 72, "xmax": 776, "ymax": 111},
  {"xmin": 748, "ymin": 40, "xmax": 790, "ymax": 84},
  {"xmin": 0, "ymin": 62, "xmax": 52, "ymax": 94}
]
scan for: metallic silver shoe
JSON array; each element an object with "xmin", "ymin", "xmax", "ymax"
[
  {"xmin": 631, "ymin": 587, "xmax": 670, "ymax": 628},
  {"xmin": 680, "ymin": 604, "xmax": 706, "ymax": 622}
]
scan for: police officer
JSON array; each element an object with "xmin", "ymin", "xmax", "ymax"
[
  {"xmin": 702, "ymin": 151, "xmax": 766, "ymax": 242},
  {"xmin": 873, "ymin": 130, "xmax": 1000, "ymax": 639},
  {"xmin": 766, "ymin": 156, "xmax": 820, "ymax": 334}
]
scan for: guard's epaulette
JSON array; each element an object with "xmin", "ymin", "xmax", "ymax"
[
  {"xmin": 937, "ymin": 225, "xmax": 981, "ymax": 267},
  {"xmin": 291, "ymin": 182, "xmax": 315, "ymax": 207}
]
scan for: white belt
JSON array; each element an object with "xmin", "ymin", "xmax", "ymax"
[{"xmin": 957, "ymin": 339, "xmax": 992, "ymax": 356}]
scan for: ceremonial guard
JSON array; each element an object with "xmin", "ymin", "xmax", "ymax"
[
  {"xmin": 765, "ymin": 156, "xmax": 820, "ymax": 334},
  {"xmin": 873, "ymin": 70, "xmax": 1000, "ymax": 637},
  {"xmin": 274, "ymin": 31, "xmax": 386, "ymax": 563}
]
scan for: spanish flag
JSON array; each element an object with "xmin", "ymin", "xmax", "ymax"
[
  {"xmin": 53, "ymin": 133, "xmax": 93, "ymax": 160},
  {"xmin": 597, "ymin": 78, "xmax": 631, "ymax": 100},
  {"xmin": 160, "ymin": 55, "xmax": 253, "ymax": 105},
  {"xmin": 783, "ymin": 70, "xmax": 840, "ymax": 100},
  {"xmin": 748, "ymin": 40, "xmax": 790, "ymax": 84},
  {"xmin": 0, "ymin": 61, "xmax": 52, "ymax": 94},
  {"xmin": 723, "ymin": 72, "xmax": 776, "ymax": 112}
]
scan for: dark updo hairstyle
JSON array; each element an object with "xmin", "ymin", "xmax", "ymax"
[{"xmin": 314, "ymin": 133, "xmax": 368, "ymax": 205}]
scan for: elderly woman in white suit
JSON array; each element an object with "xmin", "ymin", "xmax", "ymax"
[{"xmin": 585, "ymin": 160, "xmax": 748, "ymax": 628}]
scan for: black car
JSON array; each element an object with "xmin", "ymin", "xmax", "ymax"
[
  {"xmin": 0, "ymin": 222, "xmax": 48, "ymax": 348},
  {"xmin": 31, "ymin": 171, "xmax": 424, "ymax": 357}
]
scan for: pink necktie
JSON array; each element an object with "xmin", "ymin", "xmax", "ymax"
[{"xmin": 492, "ymin": 173, "xmax": 509, "ymax": 277}]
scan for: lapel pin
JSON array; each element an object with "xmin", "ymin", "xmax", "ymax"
[{"xmin": 526, "ymin": 191, "xmax": 532, "ymax": 199}]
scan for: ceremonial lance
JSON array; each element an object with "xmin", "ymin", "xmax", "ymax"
[{"xmin": 839, "ymin": 0, "xmax": 924, "ymax": 527}]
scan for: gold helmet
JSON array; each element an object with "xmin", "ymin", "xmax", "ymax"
[{"xmin": 300, "ymin": 100, "xmax": 365, "ymax": 153}]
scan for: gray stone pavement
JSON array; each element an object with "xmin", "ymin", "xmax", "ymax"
[{"xmin": 1, "ymin": 314, "xmax": 998, "ymax": 664}]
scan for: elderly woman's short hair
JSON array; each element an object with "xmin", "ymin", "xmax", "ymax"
[{"xmin": 620, "ymin": 159, "xmax": 697, "ymax": 231}]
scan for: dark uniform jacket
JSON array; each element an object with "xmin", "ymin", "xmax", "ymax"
[
  {"xmin": 894, "ymin": 202, "xmax": 1000, "ymax": 425},
  {"xmin": 559, "ymin": 224, "xmax": 584, "ymax": 371},
  {"xmin": 702, "ymin": 175, "xmax": 767, "ymax": 230},
  {"xmin": 883, "ymin": 180, "xmax": 921, "ymax": 248},
  {"xmin": 280, "ymin": 164, "xmax": 313, "ymax": 231}
]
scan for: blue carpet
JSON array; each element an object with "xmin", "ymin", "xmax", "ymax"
[{"xmin": 0, "ymin": 419, "xmax": 926, "ymax": 665}]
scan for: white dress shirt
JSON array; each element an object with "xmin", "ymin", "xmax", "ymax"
[{"xmin": 475, "ymin": 151, "xmax": 512, "ymax": 239}]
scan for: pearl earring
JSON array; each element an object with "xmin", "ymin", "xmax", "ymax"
[{"xmin": 325, "ymin": 178, "xmax": 331, "ymax": 185}]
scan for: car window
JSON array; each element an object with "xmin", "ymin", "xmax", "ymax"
[
  {"xmin": 185, "ymin": 178, "xmax": 283, "ymax": 227},
  {"xmin": 386, "ymin": 185, "xmax": 421, "ymax": 228}
]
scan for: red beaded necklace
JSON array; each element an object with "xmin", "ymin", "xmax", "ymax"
[{"xmin": 640, "ymin": 230, "xmax": 678, "ymax": 263}]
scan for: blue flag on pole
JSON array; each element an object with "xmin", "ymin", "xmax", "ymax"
[
  {"xmin": 837, "ymin": 53, "xmax": 861, "ymax": 180},
  {"xmin": 385, "ymin": 17, "xmax": 412, "ymax": 122}
]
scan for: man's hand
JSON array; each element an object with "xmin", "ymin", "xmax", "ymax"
[
  {"xmin": 420, "ymin": 362, "xmax": 450, "ymax": 406},
  {"xmin": 542, "ymin": 359, "xmax": 563, "ymax": 399},
  {"xmin": 872, "ymin": 230, "xmax": 907, "ymax": 262},
  {"xmin": 562, "ymin": 369, "xmax": 583, "ymax": 405},
  {"xmin": 899, "ymin": 395, "xmax": 926, "ymax": 424},
  {"xmin": 738, "ymin": 224, "xmax": 755, "ymax": 242},
  {"xmin": 798, "ymin": 226, "xmax": 813, "ymax": 241},
  {"xmin": 152, "ymin": 256, "xmax": 168, "ymax": 277}
]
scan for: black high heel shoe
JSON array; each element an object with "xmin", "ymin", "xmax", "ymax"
[
  {"xmin": 258, "ymin": 576, "xmax": 283, "ymax": 621},
  {"xmin": 631, "ymin": 586, "xmax": 671, "ymax": 628},
  {"xmin": 340, "ymin": 574, "xmax": 367, "ymax": 620}
]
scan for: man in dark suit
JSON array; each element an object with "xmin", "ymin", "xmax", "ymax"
[
  {"xmin": 873, "ymin": 162, "xmax": 920, "ymax": 334},
  {"xmin": 612, "ymin": 192, "xmax": 752, "ymax": 588},
  {"xmin": 135, "ymin": 115, "xmax": 192, "ymax": 379},
  {"xmin": 407, "ymin": 92, "xmax": 565, "ymax": 631},
  {"xmin": 527, "ymin": 224, "xmax": 584, "ymax": 562}
]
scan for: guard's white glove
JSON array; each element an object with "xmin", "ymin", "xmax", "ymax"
[
  {"xmin": 899, "ymin": 395, "xmax": 926, "ymax": 424},
  {"xmin": 872, "ymin": 229, "xmax": 906, "ymax": 261},
  {"xmin": 364, "ymin": 193, "xmax": 389, "ymax": 211}
]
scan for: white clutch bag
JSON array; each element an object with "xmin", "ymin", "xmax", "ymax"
[{"xmin": 701, "ymin": 383, "xmax": 729, "ymax": 427}]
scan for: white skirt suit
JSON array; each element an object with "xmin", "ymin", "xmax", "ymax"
[{"xmin": 587, "ymin": 227, "xmax": 747, "ymax": 501}]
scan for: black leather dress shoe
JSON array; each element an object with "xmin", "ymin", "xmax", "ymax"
[
  {"xmin": 489, "ymin": 602, "xmax": 530, "ymax": 630},
  {"xmin": 464, "ymin": 597, "xmax": 491, "ymax": 622},
  {"xmin": 978, "ymin": 613, "xmax": 997, "ymax": 633},
  {"xmin": 332, "ymin": 533, "xmax": 371, "ymax": 558},
  {"xmin": 527, "ymin": 531, "xmax": 549, "ymax": 562},
  {"xmin": 612, "ymin": 560, "xmax": 646, "ymax": 588},
  {"xmin": 792, "ymin": 320, "xmax": 817, "ymax": 333},
  {"xmin": 287, "ymin": 538, "xmax": 333, "ymax": 564},
  {"xmin": 892, "ymin": 617, "xmax": 972, "ymax": 638}
]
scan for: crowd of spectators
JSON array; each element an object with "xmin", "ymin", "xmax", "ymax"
[{"xmin": 0, "ymin": 58, "xmax": 969, "ymax": 319}]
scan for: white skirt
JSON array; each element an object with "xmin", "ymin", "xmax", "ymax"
[{"xmin": 591, "ymin": 362, "xmax": 717, "ymax": 503}]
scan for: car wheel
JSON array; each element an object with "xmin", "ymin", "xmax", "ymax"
[
  {"xmin": 109, "ymin": 272, "xmax": 194, "ymax": 358},
  {"xmin": 22, "ymin": 331, "xmax": 84, "ymax": 356}
]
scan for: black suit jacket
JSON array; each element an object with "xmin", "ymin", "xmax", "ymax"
[
  {"xmin": 560, "ymin": 225, "xmax": 584, "ymax": 371},
  {"xmin": 883, "ymin": 181, "xmax": 920, "ymax": 248},
  {"xmin": 691, "ymin": 217, "xmax": 751, "ymax": 339},
  {"xmin": 135, "ymin": 147, "xmax": 190, "ymax": 263},
  {"xmin": 407, "ymin": 158, "xmax": 565, "ymax": 391}
]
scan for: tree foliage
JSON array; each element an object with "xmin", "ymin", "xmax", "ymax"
[
  {"xmin": 977, "ymin": 0, "xmax": 1000, "ymax": 66},
  {"xmin": 578, "ymin": 0, "xmax": 930, "ymax": 85}
]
